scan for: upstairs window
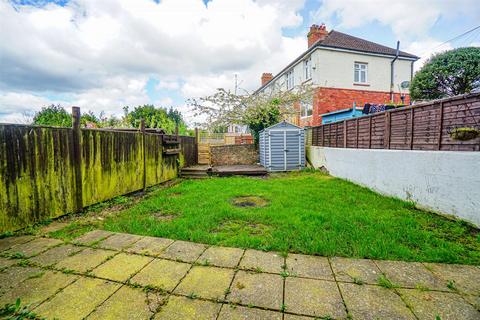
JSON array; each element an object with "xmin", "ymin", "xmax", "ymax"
[
  {"xmin": 354, "ymin": 62, "xmax": 368, "ymax": 83},
  {"xmin": 301, "ymin": 100, "xmax": 313, "ymax": 117},
  {"xmin": 304, "ymin": 56, "xmax": 312, "ymax": 80},
  {"xmin": 286, "ymin": 70, "xmax": 294, "ymax": 89}
]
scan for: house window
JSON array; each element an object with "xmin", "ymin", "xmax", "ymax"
[
  {"xmin": 301, "ymin": 100, "xmax": 313, "ymax": 118},
  {"xmin": 286, "ymin": 70, "xmax": 294, "ymax": 89},
  {"xmin": 304, "ymin": 56, "xmax": 312, "ymax": 80},
  {"xmin": 354, "ymin": 62, "xmax": 368, "ymax": 83}
]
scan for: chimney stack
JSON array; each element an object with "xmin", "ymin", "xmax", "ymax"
[
  {"xmin": 261, "ymin": 73, "xmax": 273, "ymax": 86},
  {"xmin": 308, "ymin": 23, "xmax": 328, "ymax": 48}
]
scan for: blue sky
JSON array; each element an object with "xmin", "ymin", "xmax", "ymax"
[{"xmin": 1, "ymin": 0, "xmax": 479, "ymax": 124}]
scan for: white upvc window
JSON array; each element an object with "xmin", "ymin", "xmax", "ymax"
[
  {"xmin": 301, "ymin": 100, "xmax": 313, "ymax": 118},
  {"xmin": 286, "ymin": 70, "xmax": 294, "ymax": 89},
  {"xmin": 304, "ymin": 56, "xmax": 312, "ymax": 80},
  {"xmin": 354, "ymin": 62, "xmax": 368, "ymax": 83}
]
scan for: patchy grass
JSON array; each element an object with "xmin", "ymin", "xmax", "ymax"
[{"xmin": 92, "ymin": 171, "xmax": 480, "ymax": 265}]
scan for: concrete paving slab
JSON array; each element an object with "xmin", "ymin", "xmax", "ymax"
[
  {"xmin": 198, "ymin": 246, "xmax": 244, "ymax": 268},
  {"xmin": 425, "ymin": 263, "xmax": 480, "ymax": 295},
  {"xmin": 175, "ymin": 266, "xmax": 235, "ymax": 300},
  {"xmin": 0, "ymin": 256, "xmax": 16, "ymax": 269},
  {"xmin": 0, "ymin": 270, "xmax": 77, "ymax": 307},
  {"xmin": 35, "ymin": 277, "xmax": 121, "ymax": 320},
  {"xmin": 330, "ymin": 257, "xmax": 382, "ymax": 284},
  {"xmin": 339, "ymin": 283, "xmax": 416, "ymax": 320},
  {"xmin": 218, "ymin": 304, "xmax": 282, "ymax": 319},
  {"xmin": 463, "ymin": 294, "xmax": 480, "ymax": 311},
  {"xmin": 0, "ymin": 266, "xmax": 43, "ymax": 296},
  {"xmin": 283, "ymin": 315, "xmax": 315, "ymax": 320},
  {"xmin": 153, "ymin": 295, "xmax": 221, "ymax": 320},
  {"xmin": 88, "ymin": 285, "xmax": 167, "ymax": 320},
  {"xmin": 56, "ymin": 247, "xmax": 116, "ymax": 273},
  {"xmin": 96, "ymin": 233, "xmax": 143, "ymax": 251},
  {"xmin": 376, "ymin": 260, "xmax": 448, "ymax": 291},
  {"xmin": 126, "ymin": 236, "xmax": 174, "ymax": 256},
  {"xmin": 92, "ymin": 252, "xmax": 153, "ymax": 282},
  {"xmin": 286, "ymin": 253, "xmax": 333, "ymax": 280},
  {"xmin": 131, "ymin": 258, "xmax": 191, "ymax": 291},
  {"xmin": 227, "ymin": 271, "xmax": 283, "ymax": 310},
  {"xmin": 72, "ymin": 230, "xmax": 115, "ymax": 246},
  {"xmin": 159, "ymin": 240, "xmax": 207, "ymax": 263},
  {"xmin": 398, "ymin": 288, "xmax": 480, "ymax": 320},
  {"xmin": 284, "ymin": 277, "xmax": 346, "ymax": 318},
  {"xmin": 239, "ymin": 249, "xmax": 284, "ymax": 274},
  {"xmin": 29, "ymin": 244, "xmax": 84, "ymax": 267},
  {"xmin": 4, "ymin": 237, "xmax": 63, "ymax": 257},
  {"xmin": 38, "ymin": 222, "xmax": 69, "ymax": 234},
  {"xmin": 0, "ymin": 235, "xmax": 35, "ymax": 252}
]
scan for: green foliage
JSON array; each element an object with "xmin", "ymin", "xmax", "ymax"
[
  {"xmin": 244, "ymin": 103, "xmax": 281, "ymax": 144},
  {"xmin": 410, "ymin": 47, "xmax": 480, "ymax": 100},
  {"xmin": 33, "ymin": 104, "xmax": 72, "ymax": 127},
  {"xmin": 0, "ymin": 298, "xmax": 44, "ymax": 319},
  {"xmin": 124, "ymin": 105, "xmax": 188, "ymax": 134}
]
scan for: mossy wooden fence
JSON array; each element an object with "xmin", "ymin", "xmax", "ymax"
[{"xmin": 0, "ymin": 115, "xmax": 191, "ymax": 232}]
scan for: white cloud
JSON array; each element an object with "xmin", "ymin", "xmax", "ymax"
[
  {"xmin": 0, "ymin": 0, "xmax": 307, "ymax": 123},
  {"xmin": 312, "ymin": 0, "xmax": 480, "ymax": 42},
  {"xmin": 405, "ymin": 39, "xmax": 454, "ymax": 71}
]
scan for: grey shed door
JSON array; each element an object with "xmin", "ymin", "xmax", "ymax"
[{"xmin": 268, "ymin": 129, "xmax": 303, "ymax": 171}]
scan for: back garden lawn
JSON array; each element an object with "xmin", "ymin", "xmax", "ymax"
[{"xmin": 51, "ymin": 171, "xmax": 480, "ymax": 265}]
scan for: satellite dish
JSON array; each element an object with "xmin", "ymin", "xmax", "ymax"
[{"xmin": 401, "ymin": 81, "xmax": 410, "ymax": 89}]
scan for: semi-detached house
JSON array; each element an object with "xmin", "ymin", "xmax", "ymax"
[{"xmin": 255, "ymin": 24, "xmax": 420, "ymax": 127}]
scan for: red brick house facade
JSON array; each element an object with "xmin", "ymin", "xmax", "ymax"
[{"xmin": 256, "ymin": 24, "xmax": 419, "ymax": 127}]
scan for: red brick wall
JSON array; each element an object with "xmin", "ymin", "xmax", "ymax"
[{"xmin": 298, "ymin": 87, "xmax": 410, "ymax": 126}]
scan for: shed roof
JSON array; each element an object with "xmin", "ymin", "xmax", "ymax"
[{"xmin": 262, "ymin": 121, "xmax": 303, "ymax": 132}]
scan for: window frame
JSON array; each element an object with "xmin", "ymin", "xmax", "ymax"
[
  {"xmin": 354, "ymin": 62, "xmax": 368, "ymax": 84},
  {"xmin": 300, "ymin": 100, "xmax": 313, "ymax": 118},
  {"xmin": 304, "ymin": 56, "xmax": 312, "ymax": 80},
  {"xmin": 286, "ymin": 70, "xmax": 294, "ymax": 90}
]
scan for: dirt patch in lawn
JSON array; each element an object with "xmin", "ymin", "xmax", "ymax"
[
  {"xmin": 213, "ymin": 220, "xmax": 271, "ymax": 236},
  {"xmin": 231, "ymin": 196, "xmax": 269, "ymax": 208},
  {"xmin": 152, "ymin": 212, "xmax": 178, "ymax": 222}
]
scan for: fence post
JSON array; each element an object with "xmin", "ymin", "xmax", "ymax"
[
  {"xmin": 384, "ymin": 112, "xmax": 391, "ymax": 149},
  {"xmin": 409, "ymin": 107, "xmax": 414, "ymax": 150},
  {"xmin": 343, "ymin": 120, "xmax": 347, "ymax": 148},
  {"xmin": 355, "ymin": 118, "xmax": 359, "ymax": 148},
  {"xmin": 321, "ymin": 125, "xmax": 324, "ymax": 147},
  {"xmin": 194, "ymin": 128, "xmax": 199, "ymax": 164},
  {"xmin": 71, "ymin": 106, "xmax": 83, "ymax": 212},
  {"xmin": 368, "ymin": 117, "xmax": 372, "ymax": 149},
  {"xmin": 140, "ymin": 119, "xmax": 146, "ymax": 191},
  {"xmin": 437, "ymin": 101, "xmax": 444, "ymax": 150}
]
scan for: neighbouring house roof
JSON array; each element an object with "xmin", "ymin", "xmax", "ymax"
[
  {"xmin": 254, "ymin": 30, "xmax": 419, "ymax": 94},
  {"xmin": 320, "ymin": 31, "xmax": 419, "ymax": 59}
]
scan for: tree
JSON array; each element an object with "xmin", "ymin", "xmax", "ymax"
[
  {"xmin": 33, "ymin": 105, "xmax": 100, "ymax": 127},
  {"xmin": 33, "ymin": 104, "xmax": 72, "ymax": 127},
  {"xmin": 410, "ymin": 47, "xmax": 480, "ymax": 101},
  {"xmin": 188, "ymin": 83, "xmax": 313, "ymax": 143},
  {"xmin": 124, "ymin": 105, "xmax": 188, "ymax": 134}
]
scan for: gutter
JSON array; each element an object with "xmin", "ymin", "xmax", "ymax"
[{"xmin": 390, "ymin": 41, "xmax": 400, "ymax": 102}]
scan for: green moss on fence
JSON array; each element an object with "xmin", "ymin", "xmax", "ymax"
[{"xmin": 0, "ymin": 125, "xmax": 181, "ymax": 232}]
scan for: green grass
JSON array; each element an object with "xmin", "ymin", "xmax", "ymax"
[{"xmin": 96, "ymin": 171, "xmax": 479, "ymax": 265}]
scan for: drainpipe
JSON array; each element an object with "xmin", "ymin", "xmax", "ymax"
[{"xmin": 390, "ymin": 41, "xmax": 400, "ymax": 103}]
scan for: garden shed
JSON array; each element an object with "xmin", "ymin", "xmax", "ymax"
[{"xmin": 259, "ymin": 121, "xmax": 305, "ymax": 171}]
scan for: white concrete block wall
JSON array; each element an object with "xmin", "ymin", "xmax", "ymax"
[{"xmin": 307, "ymin": 146, "xmax": 480, "ymax": 226}]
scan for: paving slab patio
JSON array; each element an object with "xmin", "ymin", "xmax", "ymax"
[
  {"xmin": 0, "ymin": 230, "xmax": 478, "ymax": 319},
  {"xmin": 34, "ymin": 277, "xmax": 121, "ymax": 320},
  {"xmin": 398, "ymin": 288, "xmax": 480, "ymax": 320}
]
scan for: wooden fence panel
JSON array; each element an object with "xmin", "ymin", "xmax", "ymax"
[
  {"xmin": 180, "ymin": 136, "xmax": 197, "ymax": 167},
  {"xmin": 308, "ymin": 93, "xmax": 480, "ymax": 152}
]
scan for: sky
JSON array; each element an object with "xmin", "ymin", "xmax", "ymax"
[{"xmin": 0, "ymin": 0, "xmax": 479, "ymax": 124}]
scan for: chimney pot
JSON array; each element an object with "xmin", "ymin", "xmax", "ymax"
[
  {"xmin": 261, "ymin": 72, "xmax": 273, "ymax": 86},
  {"xmin": 308, "ymin": 23, "xmax": 328, "ymax": 48}
]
